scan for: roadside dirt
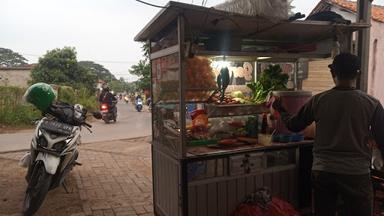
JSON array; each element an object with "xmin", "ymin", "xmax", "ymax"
[{"xmin": 0, "ymin": 125, "xmax": 33, "ymax": 134}]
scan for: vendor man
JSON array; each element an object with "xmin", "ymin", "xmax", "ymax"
[{"xmin": 273, "ymin": 53, "xmax": 384, "ymax": 216}]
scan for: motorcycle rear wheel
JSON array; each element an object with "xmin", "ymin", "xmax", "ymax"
[
  {"xmin": 102, "ymin": 116, "xmax": 110, "ymax": 124},
  {"xmin": 23, "ymin": 161, "xmax": 52, "ymax": 216}
]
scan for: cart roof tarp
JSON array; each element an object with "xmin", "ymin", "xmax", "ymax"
[{"xmin": 135, "ymin": 1, "xmax": 369, "ymax": 44}]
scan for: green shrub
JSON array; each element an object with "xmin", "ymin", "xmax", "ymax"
[
  {"xmin": 0, "ymin": 86, "xmax": 41, "ymax": 126},
  {"xmin": 0, "ymin": 103, "xmax": 41, "ymax": 126},
  {"xmin": 0, "ymin": 85, "xmax": 98, "ymax": 126},
  {"xmin": 57, "ymin": 86, "xmax": 97, "ymax": 111},
  {"xmin": 75, "ymin": 88, "xmax": 98, "ymax": 111},
  {"xmin": 57, "ymin": 86, "xmax": 76, "ymax": 105}
]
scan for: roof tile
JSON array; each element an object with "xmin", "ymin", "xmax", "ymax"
[{"xmin": 329, "ymin": 0, "xmax": 384, "ymax": 23}]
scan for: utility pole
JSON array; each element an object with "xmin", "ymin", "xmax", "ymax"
[{"xmin": 356, "ymin": 0, "xmax": 372, "ymax": 92}]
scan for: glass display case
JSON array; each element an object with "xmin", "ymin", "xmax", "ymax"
[{"xmin": 135, "ymin": 2, "xmax": 368, "ymax": 216}]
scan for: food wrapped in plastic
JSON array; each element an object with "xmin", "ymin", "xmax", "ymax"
[{"xmin": 214, "ymin": 0, "xmax": 291, "ymax": 20}]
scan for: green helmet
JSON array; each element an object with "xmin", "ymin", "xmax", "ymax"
[{"xmin": 24, "ymin": 83, "xmax": 56, "ymax": 112}]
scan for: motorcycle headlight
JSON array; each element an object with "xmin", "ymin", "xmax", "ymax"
[
  {"xmin": 38, "ymin": 136, "xmax": 48, "ymax": 148},
  {"xmin": 53, "ymin": 141, "xmax": 66, "ymax": 151}
]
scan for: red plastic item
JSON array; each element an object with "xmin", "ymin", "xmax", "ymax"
[
  {"xmin": 234, "ymin": 198, "xmax": 300, "ymax": 216},
  {"xmin": 190, "ymin": 109, "xmax": 206, "ymax": 120}
]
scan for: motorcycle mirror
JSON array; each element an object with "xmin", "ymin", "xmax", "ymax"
[{"xmin": 92, "ymin": 111, "xmax": 102, "ymax": 119}]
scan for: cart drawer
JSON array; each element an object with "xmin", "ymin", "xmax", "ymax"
[
  {"xmin": 248, "ymin": 153, "xmax": 266, "ymax": 173},
  {"xmin": 229, "ymin": 155, "xmax": 245, "ymax": 176},
  {"xmin": 229, "ymin": 153, "xmax": 265, "ymax": 176},
  {"xmin": 266, "ymin": 149, "xmax": 296, "ymax": 168}
]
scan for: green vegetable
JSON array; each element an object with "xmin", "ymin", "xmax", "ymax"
[
  {"xmin": 231, "ymin": 91, "xmax": 245, "ymax": 99},
  {"xmin": 247, "ymin": 64, "xmax": 289, "ymax": 103}
]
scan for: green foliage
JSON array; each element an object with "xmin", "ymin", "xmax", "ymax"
[
  {"xmin": 0, "ymin": 47, "xmax": 28, "ymax": 67},
  {"xmin": 129, "ymin": 59, "xmax": 150, "ymax": 90},
  {"xmin": 75, "ymin": 88, "xmax": 98, "ymax": 112},
  {"xmin": 247, "ymin": 64, "xmax": 289, "ymax": 103},
  {"xmin": 129, "ymin": 43, "xmax": 150, "ymax": 90},
  {"xmin": 30, "ymin": 47, "xmax": 97, "ymax": 90},
  {"xmin": 0, "ymin": 86, "xmax": 41, "ymax": 126},
  {"xmin": 0, "ymin": 104, "xmax": 41, "ymax": 126},
  {"xmin": 125, "ymin": 82, "xmax": 138, "ymax": 93},
  {"xmin": 78, "ymin": 61, "xmax": 116, "ymax": 82},
  {"xmin": 109, "ymin": 79, "xmax": 126, "ymax": 93},
  {"xmin": 0, "ymin": 85, "xmax": 98, "ymax": 127},
  {"xmin": 57, "ymin": 86, "xmax": 76, "ymax": 105},
  {"xmin": 259, "ymin": 65, "xmax": 289, "ymax": 91},
  {"xmin": 57, "ymin": 86, "xmax": 98, "ymax": 111}
]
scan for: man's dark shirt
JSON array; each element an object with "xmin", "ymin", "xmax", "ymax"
[
  {"xmin": 279, "ymin": 88, "xmax": 384, "ymax": 174},
  {"xmin": 99, "ymin": 90, "xmax": 116, "ymax": 105}
]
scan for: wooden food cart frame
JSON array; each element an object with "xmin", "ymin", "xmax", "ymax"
[{"xmin": 135, "ymin": 2, "xmax": 369, "ymax": 216}]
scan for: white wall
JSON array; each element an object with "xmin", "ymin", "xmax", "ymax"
[
  {"xmin": 330, "ymin": 6, "xmax": 384, "ymax": 103},
  {"xmin": 0, "ymin": 69, "xmax": 31, "ymax": 87}
]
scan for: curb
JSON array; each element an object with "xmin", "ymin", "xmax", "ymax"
[
  {"xmin": 80, "ymin": 135, "xmax": 151, "ymax": 146},
  {"xmin": 0, "ymin": 149, "xmax": 29, "ymax": 154},
  {"xmin": 0, "ymin": 135, "xmax": 152, "ymax": 154}
]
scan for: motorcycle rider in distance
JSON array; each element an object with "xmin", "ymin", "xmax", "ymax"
[
  {"xmin": 135, "ymin": 94, "xmax": 142, "ymax": 101},
  {"xmin": 135, "ymin": 94, "xmax": 143, "ymax": 112},
  {"xmin": 99, "ymin": 83, "xmax": 117, "ymax": 119}
]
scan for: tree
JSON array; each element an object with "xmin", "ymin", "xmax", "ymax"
[
  {"xmin": 0, "ymin": 47, "xmax": 28, "ymax": 67},
  {"xmin": 78, "ymin": 61, "xmax": 116, "ymax": 82},
  {"xmin": 30, "ymin": 47, "xmax": 96, "ymax": 90},
  {"xmin": 129, "ymin": 59, "xmax": 150, "ymax": 90},
  {"xmin": 109, "ymin": 77, "xmax": 127, "ymax": 93},
  {"xmin": 129, "ymin": 43, "xmax": 150, "ymax": 90},
  {"xmin": 125, "ymin": 82, "xmax": 138, "ymax": 93}
]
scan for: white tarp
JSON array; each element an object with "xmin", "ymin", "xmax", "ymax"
[{"xmin": 214, "ymin": 0, "xmax": 292, "ymax": 20}]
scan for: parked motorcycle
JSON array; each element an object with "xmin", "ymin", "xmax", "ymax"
[
  {"xmin": 100, "ymin": 101, "xmax": 117, "ymax": 123},
  {"xmin": 21, "ymin": 102, "xmax": 101, "ymax": 216},
  {"xmin": 136, "ymin": 98, "xmax": 143, "ymax": 112}
]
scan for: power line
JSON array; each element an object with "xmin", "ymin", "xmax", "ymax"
[
  {"xmin": 19, "ymin": 52, "xmax": 139, "ymax": 64},
  {"xmin": 135, "ymin": 0, "xmax": 167, "ymax": 9},
  {"xmin": 91, "ymin": 60, "xmax": 138, "ymax": 64}
]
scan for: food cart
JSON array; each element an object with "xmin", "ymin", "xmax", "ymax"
[{"xmin": 134, "ymin": 2, "xmax": 368, "ymax": 216}]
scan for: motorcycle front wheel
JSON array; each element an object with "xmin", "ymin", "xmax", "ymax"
[{"xmin": 23, "ymin": 161, "xmax": 52, "ymax": 216}]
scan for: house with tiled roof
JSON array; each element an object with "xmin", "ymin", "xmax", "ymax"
[{"xmin": 302, "ymin": 0, "xmax": 384, "ymax": 103}]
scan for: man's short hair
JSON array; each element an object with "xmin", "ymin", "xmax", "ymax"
[{"xmin": 328, "ymin": 53, "xmax": 361, "ymax": 79}]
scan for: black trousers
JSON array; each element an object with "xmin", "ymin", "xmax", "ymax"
[{"xmin": 312, "ymin": 170, "xmax": 373, "ymax": 216}]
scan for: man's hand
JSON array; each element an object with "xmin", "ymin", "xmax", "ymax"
[{"xmin": 372, "ymin": 147, "xmax": 384, "ymax": 170}]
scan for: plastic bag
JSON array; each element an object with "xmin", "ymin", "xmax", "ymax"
[
  {"xmin": 214, "ymin": 0, "xmax": 290, "ymax": 20},
  {"xmin": 234, "ymin": 197, "xmax": 300, "ymax": 216}
]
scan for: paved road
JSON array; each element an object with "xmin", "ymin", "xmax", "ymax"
[{"xmin": 0, "ymin": 101, "xmax": 152, "ymax": 152}]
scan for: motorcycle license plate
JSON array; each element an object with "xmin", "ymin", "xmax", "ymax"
[{"xmin": 40, "ymin": 120, "xmax": 73, "ymax": 135}]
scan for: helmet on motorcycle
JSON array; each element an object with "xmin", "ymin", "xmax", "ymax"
[{"xmin": 24, "ymin": 83, "xmax": 56, "ymax": 112}]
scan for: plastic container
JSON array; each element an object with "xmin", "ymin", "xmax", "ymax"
[
  {"xmin": 272, "ymin": 91, "xmax": 312, "ymax": 135},
  {"xmin": 291, "ymin": 134, "xmax": 304, "ymax": 142},
  {"xmin": 279, "ymin": 134, "xmax": 292, "ymax": 143},
  {"xmin": 259, "ymin": 134, "xmax": 272, "ymax": 146}
]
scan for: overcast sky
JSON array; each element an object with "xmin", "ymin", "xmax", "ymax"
[{"xmin": 1, "ymin": 0, "xmax": 383, "ymax": 82}]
